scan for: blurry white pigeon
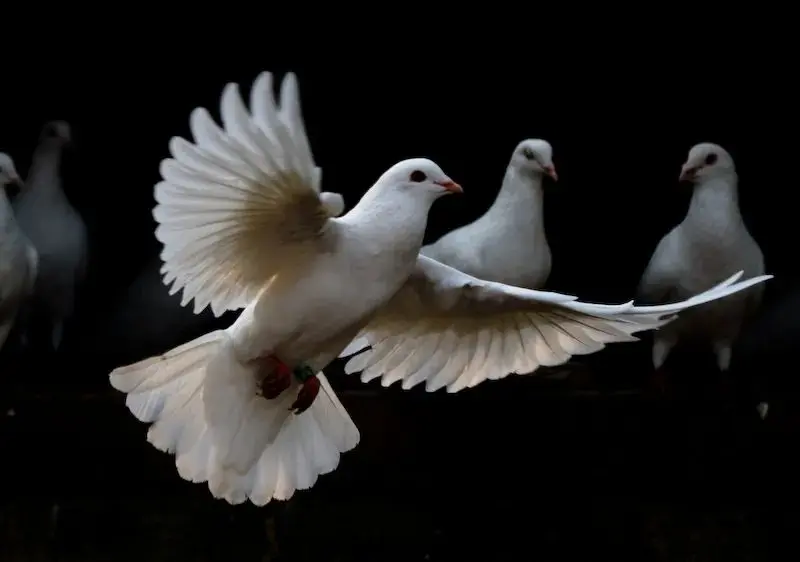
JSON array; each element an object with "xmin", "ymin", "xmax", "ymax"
[
  {"xmin": 109, "ymin": 71, "xmax": 771, "ymax": 507},
  {"xmin": 13, "ymin": 121, "xmax": 88, "ymax": 350},
  {"xmin": 422, "ymin": 138, "xmax": 556, "ymax": 289},
  {"xmin": 0, "ymin": 153, "xmax": 38, "ymax": 350},
  {"xmin": 636, "ymin": 142, "xmax": 765, "ymax": 373}
]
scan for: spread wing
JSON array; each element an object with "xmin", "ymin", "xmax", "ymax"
[
  {"xmin": 341, "ymin": 256, "xmax": 772, "ymax": 393},
  {"xmin": 154, "ymin": 71, "xmax": 340, "ymax": 317}
]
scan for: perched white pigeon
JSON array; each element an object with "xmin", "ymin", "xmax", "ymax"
[
  {"xmin": 109, "ymin": 71, "xmax": 772, "ymax": 507},
  {"xmin": 13, "ymin": 121, "xmax": 89, "ymax": 350},
  {"xmin": 636, "ymin": 142, "xmax": 765, "ymax": 373},
  {"xmin": 421, "ymin": 138, "xmax": 556, "ymax": 288},
  {"xmin": 0, "ymin": 153, "xmax": 38, "ymax": 350}
]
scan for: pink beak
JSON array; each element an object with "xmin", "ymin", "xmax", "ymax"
[
  {"xmin": 543, "ymin": 165, "xmax": 558, "ymax": 182},
  {"xmin": 435, "ymin": 179, "xmax": 463, "ymax": 194},
  {"xmin": 679, "ymin": 164, "xmax": 697, "ymax": 182}
]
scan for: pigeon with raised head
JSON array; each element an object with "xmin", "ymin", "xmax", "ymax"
[
  {"xmin": 0, "ymin": 153, "xmax": 38, "ymax": 350},
  {"xmin": 109, "ymin": 72, "xmax": 771, "ymax": 507},
  {"xmin": 421, "ymin": 138, "xmax": 557, "ymax": 289},
  {"xmin": 13, "ymin": 121, "xmax": 88, "ymax": 350},
  {"xmin": 636, "ymin": 142, "xmax": 765, "ymax": 374}
]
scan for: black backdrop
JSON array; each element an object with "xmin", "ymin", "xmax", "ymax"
[{"xmin": 2, "ymin": 52, "xmax": 800, "ymax": 561}]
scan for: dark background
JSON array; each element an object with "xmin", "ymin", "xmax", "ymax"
[{"xmin": 1, "ymin": 51, "xmax": 799, "ymax": 561}]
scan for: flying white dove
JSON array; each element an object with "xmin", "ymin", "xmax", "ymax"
[
  {"xmin": 109, "ymin": 71, "xmax": 771, "ymax": 507},
  {"xmin": 636, "ymin": 142, "xmax": 765, "ymax": 374},
  {"xmin": 13, "ymin": 121, "xmax": 89, "ymax": 350},
  {"xmin": 0, "ymin": 153, "xmax": 38, "ymax": 350},
  {"xmin": 421, "ymin": 138, "xmax": 556, "ymax": 289}
]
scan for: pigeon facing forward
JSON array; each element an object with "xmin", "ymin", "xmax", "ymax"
[
  {"xmin": 13, "ymin": 121, "xmax": 89, "ymax": 350},
  {"xmin": 109, "ymin": 72, "xmax": 771, "ymax": 507},
  {"xmin": 421, "ymin": 139, "xmax": 557, "ymax": 289},
  {"xmin": 636, "ymin": 142, "xmax": 765, "ymax": 373},
  {"xmin": 0, "ymin": 153, "xmax": 38, "ymax": 350}
]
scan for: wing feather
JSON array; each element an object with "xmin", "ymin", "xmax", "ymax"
[
  {"xmin": 342, "ymin": 256, "xmax": 772, "ymax": 392},
  {"xmin": 154, "ymin": 71, "xmax": 341, "ymax": 316}
]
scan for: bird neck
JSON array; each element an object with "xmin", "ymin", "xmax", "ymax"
[
  {"xmin": 343, "ymin": 187, "xmax": 430, "ymax": 255},
  {"xmin": 685, "ymin": 174, "xmax": 743, "ymax": 229},
  {"xmin": 26, "ymin": 143, "xmax": 64, "ymax": 194},
  {"xmin": 486, "ymin": 167, "xmax": 547, "ymax": 233}
]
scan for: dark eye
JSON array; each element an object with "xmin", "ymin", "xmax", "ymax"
[
  {"xmin": 522, "ymin": 147, "xmax": 535, "ymax": 160},
  {"xmin": 409, "ymin": 170, "xmax": 427, "ymax": 182},
  {"xmin": 704, "ymin": 153, "xmax": 717, "ymax": 166}
]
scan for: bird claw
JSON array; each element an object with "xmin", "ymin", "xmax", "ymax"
[
  {"xmin": 259, "ymin": 355, "xmax": 292, "ymax": 399},
  {"xmin": 290, "ymin": 375, "xmax": 320, "ymax": 415}
]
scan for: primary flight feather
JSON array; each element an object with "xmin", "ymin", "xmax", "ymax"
[{"xmin": 110, "ymin": 72, "xmax": 772, "ymax": 507}]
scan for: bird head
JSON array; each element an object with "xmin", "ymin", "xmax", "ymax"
[
  {"xmin": 511, "ymin": 138, "xmax": 557, "ymax": 182},
  {"xmin": 39, "ymin": 120, "xmax": 72, "ymax": 147},
  {"xmin": 679, "ymin": 142, "xmax": 735, "ymax": 184},
  {"xmin": 0, "ymin": 152, "xmax": 23, "ymax": 193},
  {"xmin": 379, "ymin": 158, "xmax": 462, "ymax": 201}
]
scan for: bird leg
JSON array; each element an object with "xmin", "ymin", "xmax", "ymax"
[
  {"xmin": 712, "ymin": 341, "xmax": 732, "ymax": 372},
  {"xmin": 256, "ymin": 356, "xmax": 320, "ymax": 414},
  {"xmin": 649, "ymin": 336, "xmax": 677, "ymax": 395},
  {"xmin": 290, "ymin": 364, "xmax": 320, "ymax": 415},
  {"xmin": 258, "ymin": 355, "xmax": 293, "ymax": 399}
]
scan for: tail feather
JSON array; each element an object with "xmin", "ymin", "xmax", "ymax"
[
  {"xmin": 110, "ymin": 330, "xmax": 224, "ymax": 423},
  {"xmin": 109, "ymin": 331, "xmax": 359, "ymax": 506}
]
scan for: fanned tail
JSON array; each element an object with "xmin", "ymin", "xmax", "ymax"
[{"xmin": 109, "ymin": 331, "xmax": 359, "ymax": 506}]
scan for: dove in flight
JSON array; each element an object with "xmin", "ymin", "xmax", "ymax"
[
  {"xmin": 636, "ymin": 142, "xmax": 765, "ymax": 374},
  {"xmin": 13, "ymin": 121, "xmax": 89, "ymax": 350},
  {"xmin": 0, "ymin": 153, "xmax": 38, "ymax": 351},
  {"xmin": 421, "ymin": 138, "xmax": 556, "ymax": 289},
  {"xmin": 109, "ymin": 72, "xmax": 771, "ymax": 507}
]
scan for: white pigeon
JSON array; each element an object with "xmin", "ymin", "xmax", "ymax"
[
  {"xmin": 0, "ymin": 153, "xmax": 38, "ymax": 350},
  {"xmin": 421, "ymin": 138, "xmax": 556, "ymax": 289},
  {"xmin": 636, "ymin": 142, "xmax": 765, "ymax": 373},
  {"xmin": 13, "ymin": 121, "xmax": 89, "ymax": 350},
  {"xmin": 109, "ymin": 71, "xmax": 771, "ymax": 507}
]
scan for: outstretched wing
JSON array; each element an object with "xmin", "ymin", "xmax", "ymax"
[
  {"xmin": 341, "ymin": 256, "xmax": 772, "ymax": 393},
  {"xmin": 154, "ymin": 71, "xmax": 340, "ymax": 317}
]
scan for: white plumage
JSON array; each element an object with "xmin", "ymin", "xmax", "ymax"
[
  {"xmin": 340, "ymin": 259, "xmax": 768, "ymax": 392},
  {"xmin": 0, "ymin": 153, "xmax": 38, "ymax": 350},
  {"xmin": 421, "ymin": 138, "xmax": 556, "ymax": 289},
  {"xmin": 637, "ymin": 142, "xmax": 766, "ymax": 372},
  {"xmin": 110, "ymin": 72, "xmax": 772, "ymax": 507},
  {"xmin": 13, "ymin": 121, "xmax": 88, "ymax": 350}
]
